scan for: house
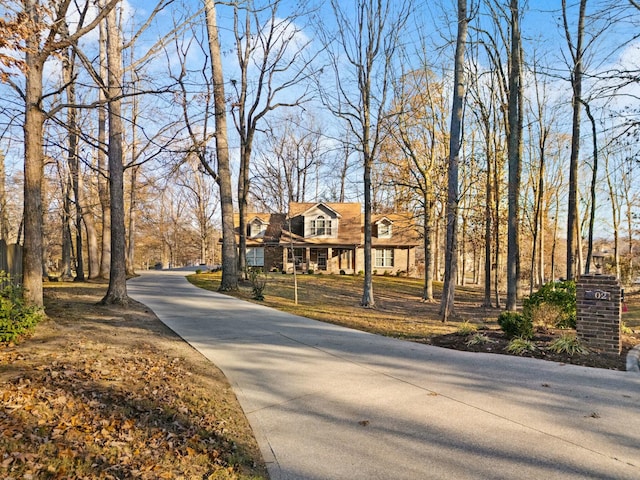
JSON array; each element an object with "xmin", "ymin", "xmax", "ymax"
[{"xmin": 239, "ymin": 202, "xmax": 420, "ymax": 276}]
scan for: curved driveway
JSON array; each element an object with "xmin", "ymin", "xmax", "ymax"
[{"xmin": 128, "ymin": 270, "xmax": 640, "ymax": 480}]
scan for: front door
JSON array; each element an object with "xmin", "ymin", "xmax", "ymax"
[{"xmin": 317, "ymin": 251, "xmax": 327, "ymax": 271}]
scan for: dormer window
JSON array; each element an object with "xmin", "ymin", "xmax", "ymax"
[
  {"xmin": 249, "ymin": 218, "xmax": 267, "ymax": 237},
  {"xmin": 311, "ymin": 215, "xmax": 332, "ymax": 236},
  {"xmin": 377, "ymin": 219, "xmax": 392, "ymax": 238}
]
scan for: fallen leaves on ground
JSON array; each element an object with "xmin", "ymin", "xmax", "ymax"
[{"xmin": 0, "ymin": 282, "xmax": 267, "ymax": 480}]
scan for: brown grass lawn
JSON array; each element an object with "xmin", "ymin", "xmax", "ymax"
[
  {"xmin": 188, "ymin": 271, "xmax": 640, "ymax": 371},
  {"xmin": 188, "ymin": 272, "xmax": 499, "ymax": 338}
]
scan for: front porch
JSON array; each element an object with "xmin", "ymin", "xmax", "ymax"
[{"xmin": 283, "ymin": 246, "xmax": 357, "ymax": 274}]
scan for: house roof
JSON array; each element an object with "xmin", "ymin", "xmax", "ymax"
[
  {"xmin": 372, "ymin": 212, "xmax": 420, "ymax": 247},
  {"xmin": 288, "ymin": 202, "xmax": 359, "ymax": 218},
  {"xmin": 235, "ymin": 204, "xmax": 419, "ymax": 248}
]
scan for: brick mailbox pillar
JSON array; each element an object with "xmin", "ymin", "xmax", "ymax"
[{"xmin": 576, "ymin": 274, "xmax": 622, "ymax": 355}]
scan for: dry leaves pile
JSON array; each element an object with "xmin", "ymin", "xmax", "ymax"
[{"xmin": 0, "ymin": 283, "xmax": 267, "ymax": 480}]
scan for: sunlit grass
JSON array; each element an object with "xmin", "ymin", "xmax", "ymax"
[{"xmin": 187, "ymin": 272, "xmax": 491, "ymax": 339}]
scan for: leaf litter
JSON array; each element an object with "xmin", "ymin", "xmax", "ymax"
[{"xmin": 1, "ymin": 282, "xmax": 267, "ymax": 480}]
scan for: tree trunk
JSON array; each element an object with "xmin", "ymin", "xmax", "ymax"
[
  {"xmin": 101, "ymin": 1, "xmax": 129, "ymax": 305},
  {"xmin": 583, "ymin": 101, "xmax": 598, "ymax": 274},
  {"xmin": 84, "ymin": 205, "xmax": 100, "ymax": 278},
  {"xmin": 483, "ymin": 126, "xmax": 493, "ymax": 307},
  {"xmin": 423, "ymin": 194, "xmax": 434, "ymax": 302},
  {"xmin": 126, "ymin": 166, "xmax": 138, "ymax": 276},
  {"xmin": 98, "ymin": 7, "xmax": 111, "ymax": 280},
  {"xmin": 22, "ymin": 0, "xmax": 45, "ymax": 307},
  {"xmin": 564, "ymin": 0, "xmax": 586, "ymax": 281},
  {"xmin": 0, "ymin": 152, "xmax": 8, "ymax": 241},
  {"xmin": 506, "ymin": 0, "xmax": 522, "ymax": 311},
  {"xmin": 440, "ymin": 0, "xmax": 468, "ymax": 322},
  {"xmin": 204, "ymin": 0, "xmax": 238, "ymax": 291}
]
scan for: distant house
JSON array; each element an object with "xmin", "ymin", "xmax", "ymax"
[{"xmin": 238, "ymin": 202, "xmax": 420, "ymax": 275}]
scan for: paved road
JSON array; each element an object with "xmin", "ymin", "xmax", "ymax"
[{"xmin": 128, "ymin": 270, "xmax": 640, "ymax": 480}]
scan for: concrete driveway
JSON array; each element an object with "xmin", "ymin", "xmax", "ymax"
[{"xmin": 128, "ymin": 270, "xmax": 640, "ymax": 480}]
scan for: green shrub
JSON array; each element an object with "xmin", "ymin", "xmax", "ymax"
[
  {"xmin": 505, "ymin": 337, "xmax": 537, "ymax": 355},
  {"xmin": 0, "ymin": 273, "xmax": 44, "ymax": 343},
  {"xmin": 307, "ymin": 269, "xmax": 314, "ymax": 275},
  {"xmin": 547, "ymin": 334, "xmax": 589, "ymax": 356},
  {"xmin": 195, "ymin": 268, "xmax": 202, "ymax": 275},
  {"xmin": 523, "ymin": 281, "xmax": 576, "ymax": 329},
  {"xmin": 529, "ymin": 303, "xmax": 564, "ymax": 331},
  {"xmin": 498, "ymin": 311, "xmax": 533, "ymax": 339}
]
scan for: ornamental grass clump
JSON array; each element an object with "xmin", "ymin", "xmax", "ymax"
[
  {"xmin": 547, "ymin": 334, "xmax": 589, "ymax": 356},
  {"xmin": 505, "ymin": 337, "xmax": 537, "ymax": 355},
  {"xmin": 456, "ymin": 321, "xmax": 478, "ymax": 336},
  {"xmin": 466, "ymin": 333, "xmax": 494, "ymax": 347}
]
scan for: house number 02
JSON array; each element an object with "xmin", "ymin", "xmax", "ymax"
[{"xmin": 584, "ymin": 290, "xmax": 612, "ymax": 301}]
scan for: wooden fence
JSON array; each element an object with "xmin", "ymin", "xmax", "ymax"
[{"xmin": 0, "ymin": 240, "xmax": 23, "ymax": 283}]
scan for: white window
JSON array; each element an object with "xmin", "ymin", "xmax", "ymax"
[
  {"xmin": 246, "ymin": 247, "xmax": 264, "ymax": 267},
  {"xmin": 375, "ymin": 248, "xmax": 394, "ymax": 268},
  {"xmin": 378, "ymin": 221, "xmax": 392, "ymax": 238},
  {"xmin": 250, "ymin": 220, "xmax": 266, "ymax": 237},
  {"xmin": 311, "ymin": 215, "xmax": 332, "ymax": 236}
]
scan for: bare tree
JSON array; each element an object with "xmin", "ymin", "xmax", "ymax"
[
  {"xmin": 440, "ymin": 0, "xmax": 470, "ymax": 321},
  {"xmin": 506, "ymin": 0, "xmax": 523, "ymax": 311},
  {"xmin": 252, "ymin": 112, "xmax": 326, "ymax": 211},
  {"xmin": 562, "ymin": 0, "xmax": 587, "ymax": 281},
  {"xmin": 230, "ymin": 0, "xmax": 317, "ymax": 277},
  {"xmin": 319, "ymin": 0, "xmax": 412, "ymax": 308},
  {"xmin": 203, "ymin": 0, "xmax": 238, "ymax": 290},
  {"xmin": 100, "ymin": 2, "xmax": 128, "ymax": 304},
  {"xmin": 13, "ymin": 0, "xmax": 118, "ymax": 306},
  {"xmin": 382, "ymin": 68, "xmax": 449, "ymax": 302}
]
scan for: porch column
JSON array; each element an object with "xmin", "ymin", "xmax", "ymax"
[
  {"xmin": 406, "ymin": 247, "xmax": 410, "ymax": 273},
  {"xmin": 327, "ymin": 247, "xmax": 333, "ymax": 272},
  {"xmin": 305, "ymin": 247, "xmax": 310, "ymax": 271}
]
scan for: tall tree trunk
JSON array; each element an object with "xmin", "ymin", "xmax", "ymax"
[
  {"xmin": 506, "ymin": 0, "xmax": 522, "ymax": 311},
  {"xmin": 423, "ymin": 194, "xmax": 434, "ymax": 302},
  {"xmin": 204, "ymin": 0, "xmax": 238, "ymax": 291},
  {"xmin": 22, "ymin": 0, "xmax": 45, "ymax": 307},
  {"xmin": 605, "ymin": 154, "xmax": 621, "ymax": 279},
  {"xmin": 483, "ymin": 126, "xmax": 493, "ymax": 307},
  {"xmin": 0, "ymin": 152, "xmax": 8, "ymax": 241},
  {"xmin": 63, "ymin": 38, "xmax": 85, "ymax": 282},
  {"xmin": 564, "ymin": 0, "xmax": 586, "ymax": 281},
  {"xmin": 101, "ymin": 1, "xmax": 128, "ymax": 305},
  {"xmin": 98, "ymin": 2, "xmax": 111, "ymax": 279},
  {"xmin": 583, "ymin": 101, "xmax": 598, "ymax": 273},
  {"xmin": 440, "ymin": 0, "xmax": 468, "ymax": 321},
  {"xmin": 126, "ymin": 166, "xmax": 138, "ymax": 276},
  {"xmin": 361, "ymin": 124, "xmax": 374, "ymax": 307}
]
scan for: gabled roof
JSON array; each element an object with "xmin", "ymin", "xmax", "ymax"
[
  {"xmin": 248, "ymin": 215, "xmax": 269, "ymax": 225},
  {"xmin": 289, "ymin": 202, "xmax": 352, "ymax": 218},
  {"xmin": 288, "ymin": 202, "xmax": 362, "ymax": 245},
  {"xmin": 372, "ymin": 212, "xmax": 420, "ymax": 247}
]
